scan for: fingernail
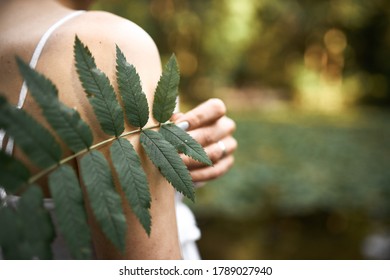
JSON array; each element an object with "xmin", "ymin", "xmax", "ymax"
[{"xmin": 176, "ymin": 121, "xmax": 189, "ymax": 131}]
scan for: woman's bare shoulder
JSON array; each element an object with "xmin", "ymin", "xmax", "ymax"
[
  {"xmin": 60, "ymin": 10, "xmax": 160, "ymax": 67},
  {"xmin": 38, "ymin": 10, "xmax": 162, "ymax": 107}
]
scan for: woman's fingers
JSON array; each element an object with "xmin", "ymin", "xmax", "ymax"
[
  {"xmin": 182, "ymin": 136, "xmax": 237, "ymax": 169},
  {"xmin": 190, "ymin": 155, "xmax": 235, "ymax": 183},
  {"xmin": 172, "ymin": 98, "xmax": 226, "ymax": 130},
  {"xmin": 187, "ymin": 116, "xmax": 236, "ymax": 147},
  {"xmin": 171, "ymin": 98, "xmax": 238, "ymax": 184}
]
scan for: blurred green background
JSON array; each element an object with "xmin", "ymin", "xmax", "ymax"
[{"xmin": 93, "ymin": 0, "xmax": 390, "ymax": 259}]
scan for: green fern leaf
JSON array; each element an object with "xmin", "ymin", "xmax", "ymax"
[
  {"xmin": 0, "ymin": 96, "xmax": 61, "ymax": 168},
  {"xmin": 110, "ymin": 138, "xmax": 151, "ymax": 235},
  {"xmin": 160, "ymin": 124, "xmax": 212, "ymax": 166},
  {"xmin": 0, "ymin": 206, "xmax": 30, "ymax": 259},
  {"xmin": 80, "ymin": 150, "xmax": 126, "ymax": 251},
  {"xmin": 0, "ymin": 207, "xmax": 20, "ymax": 245},
  {"xmin": 18, "ymin": 185, "xmax": 55, "ymax": 259},
  {"xmin": 74, "ymin": 36, "xmax": 124, "ymax": 136},
  {"xmin": 152, "ymin": 55, "xmax": 180, "ymax": 123},
  {"xmin": 140, "ymin": 129, "xmax": 194, "ymax": 201},
  {"xmin": 116, "ymin": 46, "xmax": 149, "ymax": 128},
  {"xmin": 16, "ymin": 58, "xmax": 93, "ymax": 153},
  {"xmin": 0, "ymin": 151, "xmax": 30, "ymax": 194},
  {"xmin": 48, "ymin": 165, "xmax": 92, "ymax": 259},
  {"xmin": 0, "ymin": 207, "xmax": 21, "ymax": 247}
]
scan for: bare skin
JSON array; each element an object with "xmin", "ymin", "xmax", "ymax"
[
  {"xmin": 58, "ymin": 0, "xmax": 238, "ymax": 185},
  {"xmin": 172, "ymin": 99, "xmax": 237, "ymax": 183},
  {"xmin": 0, "ymin": 0, "xmax": 180, "ymax": 259},
  {"xmin": 0, "ymin": 0, "xmax": 238, "ymax": 259}
]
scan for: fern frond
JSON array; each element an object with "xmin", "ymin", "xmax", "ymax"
[
  {"xmin": 110, "ymin": 138, "xmax": 152, "ymax": 235},
  {"xmin": 152, "ymin": 55, "xmax": 180, "ymax": 123},
  {"xmin": 0, "ymin": 150, "xmax": 30, "ymax": 194},
  {"xmin": 74, "ymin": 36, "xmax": 124, "ymax": 137},
  {"xmin": 116, "ymin": 46, "xmax": 149, "ymax": 128},
  {"xmin": 17, "ymin": 58, "xmax": 93, "ymax": 153},
  {"xmin": 49, "ymin": 165, "xmax": 92, "ymax": 259},
  {"xmin": 79, "ymin": 150, "xmax": 126, "ymax": 251},
  {"xmin": 0, "ymin": 206, "xmax": 26, "ymax": 259},
  {"xmin": 160, "ymin": 123, "xmax": 212, "ymax": 166},
  {"xmin": 18, "ymin": 186, "xmax": 55, "ymax": 259},
  {"xmin": 0, "ymin": 96, "xmax": 61, "ymax": 168},
  {"xmin": 0, "ymin": 37, "xmax": 199, "ymax": 260},
  {"xmin": 140, "ymin": 129, "xmax": 195, "ymax": 201}
]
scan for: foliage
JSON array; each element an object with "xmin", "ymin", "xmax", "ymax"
[
  {"xmin": 91, "ymin": 0, "xmax": 390, "ymax": 260},
  {"xmin": 93, "ymin": 0, "xmax": 390, "ymax": 107},
  {"xmin": 0, "ymin": 36, "xmax": 210, "ymax": 259}
]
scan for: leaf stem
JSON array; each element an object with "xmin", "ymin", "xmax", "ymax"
[{"xmin": 28, "ymin": 123, "xmax": 166, "ymax": 184}]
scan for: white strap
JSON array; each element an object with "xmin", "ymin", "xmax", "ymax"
[
  {"xmin": 0, "ymin": 11, "xmax": 85, "ymax": 198},
  {"xmin": 17, "ymin": 10, "xmax": 85, "ymax": 109},
  {"xmin": 0, "ymin": 11, "xmax": 85, "ymax": 155},
  {"xmin": 0, "ymin": 129, "xmax": 6, "ymax": 153},
  {"xmin": 0, "ymin": 129, "xmax": 14, "ymax": 155}
]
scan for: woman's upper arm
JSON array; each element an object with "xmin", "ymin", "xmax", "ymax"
[{"xmin": 41, "ymin": 11, "xmax": 181, "ymax": 259}]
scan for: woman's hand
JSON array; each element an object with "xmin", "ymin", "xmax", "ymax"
[{"xmin": 171, "ymin": 98, "xmax": 237, "ymax": 184}]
